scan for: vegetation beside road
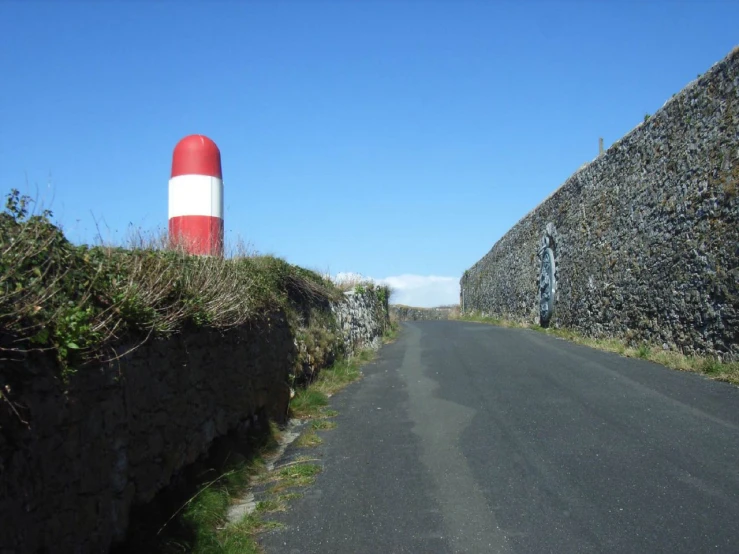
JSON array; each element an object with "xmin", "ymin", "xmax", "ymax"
[
  {"xmin": 0, "ymin": 190, "xmax": 344, "ymax": 379},
  {"xmin": 1, "ymin": 188, "xmax": 395, "ymax": 552},
  {"xmin": 0, "ymin": 189, "xmax": 392, "ymax": 382},
  {"xmin": 457, "ymin": 312, "xmax": 739, "ymax": 384},
  {"xmin": 156, "ymin": 339, "xmax": 393, "ymax": 553}
]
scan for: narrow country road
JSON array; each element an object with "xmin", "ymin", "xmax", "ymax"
[{"xmin": 259, "ymin": 321, "xmax": 739, "ymax": 553}]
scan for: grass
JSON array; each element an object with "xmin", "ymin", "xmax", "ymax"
[
  {"xmin": 382, "ymin": 319, "xmax": 401, "ymax": 343},
  {"xmin": 293, "ymin": 417, "xmax": 339, "ymax": 447},
  {"xmin": 311, "ymin": 419, "xmax": 337, "ymax": 431},
  {"xmin": 637, "ymin": 344, "xmax": 651, "ymax": 359},
  {"xmin": 217, "ymin": 340, "xmax": 381, "ymax": 548},
  {"xmin": 289, "ymin": 347, "xmax": 372, "ymax": 419},
  {"xmin": 459, "ymin": 312, "xmax": 739, "ymax": 384},
  {"xmin": 310, "ymin": 357, "xmax": 363, "ymax": 398},
  {"xmin": 0, "ymin": 188, "xmax": 394, "ymax": 549},
  {"xmin": 158, "ymin": 341, "xmax": 382, "ymax": 552},
  {"xmin": 287, "ymin": 389, "xmax": 329, "ymax": 419},
  {"xmin": 148, "ymin": 423, "xmax": 283, "ymax": 554},
  {"xmin": 293, "ymin": 428, "xmax": 322, "ymax": 448},
  {"xmin": 189, "ymin": 513, "xmax": 283, "ymax": 554},
  {"xmin": 0, "ymin": 190, "xmax": 342, "ymax": 380},
  {"xmin": 269, "ymin": 463, "xmax": 322, "ymax": 493},
  {"xmin": 254, "ymin": 491, "xmax": 302, "ymax": 514},
  {"xmin": 255, "ymin": 499, "xmax": 282, "ymax": 513},
  {"xmin": 454, "ymin": 311, "xmax": 523, "ymax": 328},
  {"xmin": 0, "ymin": 189, "xmax": 392, "ymax": 387},
  {"xmin": 328, "ymin": 274, "xmax": 393, "ymax": 311},
  {"xmin": 330, "ymin": 274, "xmax": 377, "ymax": 293},
  {"xmin": 154, "ymin": 428, "xmax": 325, "ymax": 553},
  {"xmin": 154, "ymin": 341, "xmax": 381, "ymax": 553},
  {"xmin": 0, "ymin": 186, "xmax": 392, "ymax": 435}
]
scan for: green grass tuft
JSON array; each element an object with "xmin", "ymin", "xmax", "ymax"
[
  {"xmin": 637, "ymin": 344, "xmax": 651, "ymax": 359},
  {"xmin": 289, "ymin": 389, "xmax": 329, "ymax": 419},
  {"xmin": 382, "ymin": 321, "xmax": 400, "ymax": 343},
  {"xmin": 701, "ymin": 356, "xmax": 723, "ymax": 374},
  {"xmin": 311, "ymin": 419, "xmax": 337, "ymax": 431},
  {"xmin": 293, "ymin": 428, "xmax": 322, "ymax": 448},
  {"xmin": 270, "ymin": 464, "xmax": 322, "ymax": 493}
]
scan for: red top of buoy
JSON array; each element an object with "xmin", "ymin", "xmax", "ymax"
[{"xmin": 171, "ymin": 135, "xmax": 222, "ymax": 179}]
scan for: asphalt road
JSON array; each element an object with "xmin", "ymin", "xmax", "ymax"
[{"xmin": 260, "ymin": 321, "xmax": 739, "ymax": 554}]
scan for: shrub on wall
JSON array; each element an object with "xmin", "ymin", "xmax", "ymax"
[{"xmin": 0, "ymin": 190, "xmax": 341, "ymax": 380}]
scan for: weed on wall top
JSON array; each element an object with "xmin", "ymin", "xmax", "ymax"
[{"xmin": 0, "ymin": 189, "xmax": 341, "ymax": 379}]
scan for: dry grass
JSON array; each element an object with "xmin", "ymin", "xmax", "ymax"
[
  {"xmin": 0, "ymin": 189, "xmax": 340, "ymax": 378},
  {"xmin": 329, "ymin": 274, "xmax": 393, "ymax": 303},
  {"xmin": 456, "ymin": 312, "xmax": 527, "ymax": 328},
  {"xmin": 1, "ymin": 189, "xmax": 395, "ymax": 551},
  {"xmin": 330, "ymin": 274, "xmax": 374, "ymax": 293}
]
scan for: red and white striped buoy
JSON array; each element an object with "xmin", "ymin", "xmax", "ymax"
[{"xmin": 168, "ymin": 134, "xmax": 224, "ymax": 256}]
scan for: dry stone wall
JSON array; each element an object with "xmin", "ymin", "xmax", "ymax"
[
  {"xmin": 461, "ymin": 46, "xmax": 739, "ymax": 361},
  {"xmin": 333, "ymin": 289, "xmax": 389, "ymax": 351},
  {"xmin": 0, "ymin": 290, "xmax": 388, "ymax": 554},
  {"xmin": 390, "ymin": 305, "xmax": 456, "ymax": 321}
]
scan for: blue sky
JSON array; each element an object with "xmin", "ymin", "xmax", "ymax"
[{"xmin": 1, "ymin": 1, "xmax": 737, "ymax": 306}]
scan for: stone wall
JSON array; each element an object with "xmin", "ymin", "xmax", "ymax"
[
  {"xmin": 390, "ymin": 305, "xmax": 457, "ymax": 321},
  {"xmin": 461, "ymin": 46, "xmax": 739, "ymax": 361},
  {"xmin": 333, "ymin": 289, "xmax": 389, "ymax": 351},
  {"xmin": 0, "ymin": 291, "xmax": 388, "ymax": 554}
]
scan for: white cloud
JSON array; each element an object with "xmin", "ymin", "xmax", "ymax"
[
  {"xmin": 379, "ymin": 274, "xmax": 460, "ymax": 307},
  {"xmin": 331, "ymin": 272, "xmax": 460, "ymax": 308}
]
